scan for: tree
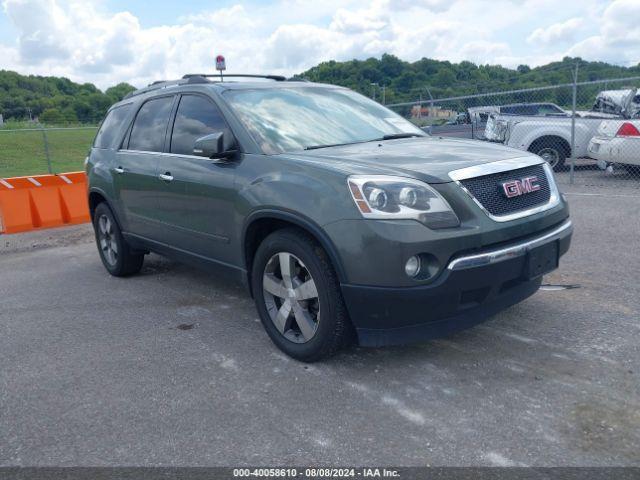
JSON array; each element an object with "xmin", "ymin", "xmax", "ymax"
[
  {"xmin": 105, "ymin": 83, "xmax": 136, "ymax": 102},
  {"xmin": 433, "ymin": 69, "xmax": 456, "ymax": 88},
  {"xmin": 0, "ymin": 70, "xmax": 136, "ymax": 125},
  {"xmin": 40, "ymin": 108, "xmax": 65, "ymax": 124}
]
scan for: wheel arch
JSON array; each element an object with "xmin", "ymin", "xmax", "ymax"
[
  {"xmin": 88, "ymin": 187, "xmax": 124, "ymax": 228},
  {"xmin": 242, "ymin": 209, "xmax": 347, "ymax": 296},
  {"xmin": 527, "ymin": 134, "xmax": 572, "ymax": 157}
]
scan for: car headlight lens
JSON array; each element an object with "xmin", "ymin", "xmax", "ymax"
[{"xmin": 347, "ymin": 175, "xmax": 460, "ymax": 229}]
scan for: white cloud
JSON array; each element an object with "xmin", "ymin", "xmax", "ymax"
[
  {"xmin": 0, "ymin": 0, "xmax": 637, "ymax": 90},
  {"xmin": 527, "ymin": 17, "xmax": 583, "ymax": 45},
  {"xmin": 458, "ymin": 40, "xmax": 512, "ymax": 64},
  {"xmin": 567, "ymin": 0, "xmax": 640, "ymax": 65},
  {"xmin": 266, "ymin": 24, "xmax": 344, "ymax": 69},
  {"xmin": 329, "ymin": 0, "xmax": 391, "ymax": 33},
  {"xmin": 391, "ymin": 0, "xmax": 452, "ymax": 13},
  {"xmin": 4, "ymin": 0, "xmax": 71, "ymax": 61}
]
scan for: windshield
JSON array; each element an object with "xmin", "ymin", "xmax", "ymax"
[{"xmin": 223, "ymin": 87, "xmax": 425, "ymax": 154}]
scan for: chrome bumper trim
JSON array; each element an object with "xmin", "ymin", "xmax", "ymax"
[{"xmin": 447, "ymin": 219, "xmax": 572, "ymax": 271}]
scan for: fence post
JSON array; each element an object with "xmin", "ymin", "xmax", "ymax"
[
  {"xmin": 569, "ymin": 63, "xmax": 579, "ymax": 185},
  {"xmin": 40, "ymin": 125, "xmax": 53, "ymax": 174}
]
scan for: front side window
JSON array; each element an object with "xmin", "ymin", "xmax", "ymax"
[
  {"xmin": 94, "ymin": 104, "xmax": 132, "ymax": 149},
  {"xmin": 501, "ymin": 105, "xmax": 538, "ymax": 116},
  {"xmin": 538, "ymin": 104, "xmax": 566, "ymax": 116},
  {"xmin": 128, "ymin": 96, "xmax": 174, "ymax": 152},
  {"xmin": 224, "ymin": 87, "xmax": 424, "ymax": 154},
  {"xmin": 170, "ymin": 95, "xmax": 228, "ymax": 155}
]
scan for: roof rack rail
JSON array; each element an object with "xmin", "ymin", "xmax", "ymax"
[
  {"xmin": 123, "ymin": 73, "xmax": 291, "ymax": 100},
  {"xmin": 123, "ymin": 76, "xmax": 212, "ymax": 99},
  {"xmin": 182, "ymin": 74, "xmax": 287, "ymax": 82}
]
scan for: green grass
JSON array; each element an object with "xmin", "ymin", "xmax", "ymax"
[{"xmin": 0, "ymin": 127, "xmax": 97, "ymax": 178}]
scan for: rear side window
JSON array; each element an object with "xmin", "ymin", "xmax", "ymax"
[
  {"xmin": 501, "ymin": 105, "xmax": 537, "ymax": 115},
  {"xmin": 170, "ymin": 95, "xmax": 228, "ymax": 155},
  {"xmin": 94, "ymin": 104, "xmax": 132, "ymax": 149},
  {"xmin": 128, "ymin": 96, "xmax": 174, "ymax": 152}
]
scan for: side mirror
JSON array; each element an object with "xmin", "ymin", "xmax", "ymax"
[{"xmin": 193, "ymin": 132, "xmax": 237, "ymax": 159}]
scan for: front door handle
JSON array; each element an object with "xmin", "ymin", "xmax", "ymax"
[
  {"xmin": 114, "ymin": 166, "xmax": 125, "ymax": 174},
  {"xmin": 159, "ymin": 173, "xmax": 174, "ymax": 182}
]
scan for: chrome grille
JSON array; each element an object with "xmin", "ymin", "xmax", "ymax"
[{"xmin": 459, "ymin": 164, "xmax": 551, "ymax": 217}]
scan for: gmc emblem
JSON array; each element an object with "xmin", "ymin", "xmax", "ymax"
[{"xmin": 501, "ymin": 176, "xmax": 541, "ymax": 198}]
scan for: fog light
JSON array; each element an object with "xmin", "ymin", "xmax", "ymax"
[{"xmin": 405, "ymin": 255, "xmax": 421, "ymax": 277}]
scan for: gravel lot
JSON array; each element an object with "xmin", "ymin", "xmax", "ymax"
[{"xmin": 1, "ymin": 182, "xmax": 638, "ymax": 467}]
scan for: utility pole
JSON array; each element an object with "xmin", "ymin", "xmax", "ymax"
[
  {"xmin": 418, "ymin": 86, "xmax": 434, "ymax": 118},
  {"xmin": 40, "ymin": 125, "xmax": 52, "ymax": 174},
  {"xmin": 382, "ymin": 85, "xmax": 386, "ymax": 105},
  {"xmin": 570, "ymin": 62, "xmax": 579, "ymax": 184},
  {"xmin": 426, "ymin": 87, "xmax": 434, "ymax": 118}
]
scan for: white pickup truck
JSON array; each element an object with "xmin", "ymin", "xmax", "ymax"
[{"xmin": 484, "ymin": 89, "xmax": 640, "ymax": 171}]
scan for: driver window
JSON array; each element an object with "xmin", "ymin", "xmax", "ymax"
[{"xmin": 170, "ymin": 95, "xmax": 229, "ymax": 155}]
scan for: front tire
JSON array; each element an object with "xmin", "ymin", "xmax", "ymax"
[
  {"xmin": 251, "ymin": 228, "xmax": 352, "ymax": 362},
  {"xmin": 529, "ymin": 137, "xmax": 568, "ymax": 171},
  {"xmin": 93, "ymin": 202, "xmax": 144, "ymax": 277}
]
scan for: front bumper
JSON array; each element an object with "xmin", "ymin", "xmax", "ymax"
[{"xmin": 341, "ymin": 219, "xmax": 573, "ymax": 347}]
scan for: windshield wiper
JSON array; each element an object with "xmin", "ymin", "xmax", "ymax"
[
  {"xmin": 304, "ymin": 140, "xmax": 370, "ymax": 150},
  {"xmin": 304, "ymin": 133, "xmax": 423, "ymax": 150},
  {"xmin": 378, "ymin": 133, "xmax": 424, "ymax": 141}
]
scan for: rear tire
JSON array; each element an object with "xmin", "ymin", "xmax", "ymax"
[
  {"xmin": 251, "ymin": 228, "xmax": 352, "ymax": 362},
  {"xmin": 529, "ymin": 137, "xmax": 568, "ymax": 171},
  {"xmin": 93, "ymin": 202, "xmax": 144, "ymax": 277}
]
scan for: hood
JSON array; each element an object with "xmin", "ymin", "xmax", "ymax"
[
  {"xmin": 592, "ymin": 88, "xmax": 638, "ymax": 117},
  {"xmin": 284, "ymin": 136, "xmax": 531, "ymax": 183}
]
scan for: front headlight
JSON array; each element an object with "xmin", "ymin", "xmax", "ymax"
[{"xmin": 347, "ymin": 175, "xmax": 460, "ymax": 229}]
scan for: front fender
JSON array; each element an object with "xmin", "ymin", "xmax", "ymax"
[
  {"xmin": 508, "ymin": 123, "xmax": 572, "ymax": 151},
  {"xmin": 236, "ymin": 165, "xmax": 358, "ymax": 228},
  {"xmin": 235, "ymin": 157, "xmax": 359, "ymax": 283},
  {"xmin": 241, "ymin": 208, "xmax": 348, "ymax": 283}
]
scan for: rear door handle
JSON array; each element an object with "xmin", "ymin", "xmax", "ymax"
[
  {"xmin": 114, "ymin": 166, "xmax": 125, "ymax": 174},
  {"xmin": 159, "ymin": 173, "xmax": 174, "ymax": 182}
]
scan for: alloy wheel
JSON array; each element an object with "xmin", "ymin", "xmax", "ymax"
[
  {"xmin": 262, "ymin": 252, "xmax": 320, "ymax": 344},
  {"xmin": 538, "ymin": 147, "xmax": 560, "ymax": 168},
  {"xmin": 98, "ymin": 214, "xmax": 118, "ymax": 266}
]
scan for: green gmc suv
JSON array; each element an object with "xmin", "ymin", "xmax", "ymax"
[{"xmin": 87, "ymin": 74, "xmax": 572, "ymax": 361}]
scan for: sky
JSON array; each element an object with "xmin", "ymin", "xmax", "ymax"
[{"xmin": 0, "ymin": 0, "xmax": 639, "ymax": 89}]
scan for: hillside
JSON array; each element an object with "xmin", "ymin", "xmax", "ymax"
[
  {"xmin": 1, "ymin": 56, "xmax": 640, "ymax": 126},
  {"xmin": 296, "ymin": 55, "xmax": 640, "ymax": 106},
  {"xmin": 0, "ymin": 71, "xmax": 135, "ymax": 125}
]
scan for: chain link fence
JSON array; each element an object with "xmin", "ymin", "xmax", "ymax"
[
  {"xmin": 2, "ymin": 76, "xmax": 640, "ymax": 189},
  {"xmin": 387, "ymin": 76, "xmax": 640, "ymax": 189},
  {"xmin": 0, "ymin": 126, "xmax": 97, "ymax": 178}
]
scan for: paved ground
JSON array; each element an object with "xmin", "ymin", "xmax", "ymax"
[{"xmin": 1, "ymin": 184, "xmax": 639, "ymax": 467}]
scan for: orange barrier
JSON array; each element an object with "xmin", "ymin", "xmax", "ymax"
[{"xmin": 0, "ymin": 172, "xmax": 90, "ymax": 234}]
